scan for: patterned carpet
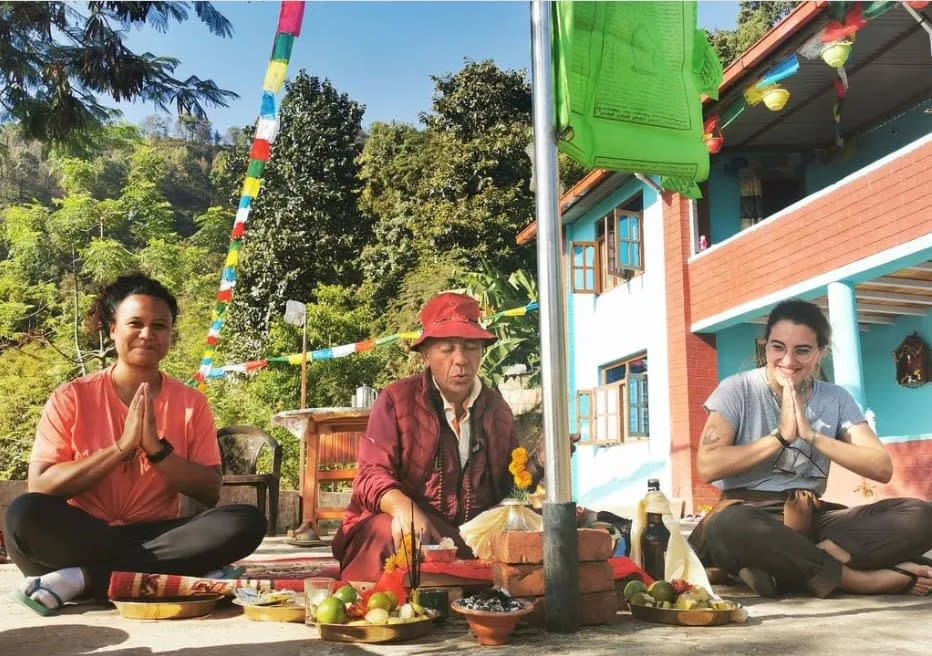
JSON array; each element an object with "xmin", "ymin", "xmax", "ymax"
[{"xmin": 237, "ymin": 557, "xmax": 341, "ymax": 580}]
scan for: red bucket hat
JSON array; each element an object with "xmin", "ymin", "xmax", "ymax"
[{"xmin": 412, "ymin": 292, "xmax": 497, "ymax": 350}]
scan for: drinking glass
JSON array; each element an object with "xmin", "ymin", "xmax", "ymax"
[{"xmin": 304, "ymin": 577, "xmax": 337, "ymax": 625}]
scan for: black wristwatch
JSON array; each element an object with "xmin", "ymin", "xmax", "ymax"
[
  {"xmin": 770, "ymin": 428, "xmax": 790, "ymax": 447},
  {"xmin": 147, "ymin": 438, "xmax": 175, "ymax": 463}
]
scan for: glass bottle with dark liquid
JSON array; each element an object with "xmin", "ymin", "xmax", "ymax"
[{"xmin": 640, "ymin": 478, "xmax": 671, "ymax": 581}]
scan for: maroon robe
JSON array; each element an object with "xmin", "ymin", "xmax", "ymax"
[{"xmin": 332, "ymin": 368, "xmax": 517, "ymax": 581}]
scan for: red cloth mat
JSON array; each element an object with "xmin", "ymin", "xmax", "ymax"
[{"xmin": 107, "ymin": 556, "xmax": 648, "ymax": 600}]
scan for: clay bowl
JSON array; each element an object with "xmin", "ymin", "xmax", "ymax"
[
  {"xmin": 451, "ymin": 599, "xmax": 535, "ymax": 646},
  {"xmin": 421, "ymin": 545, "xmax": 457, "ymax": 563}
]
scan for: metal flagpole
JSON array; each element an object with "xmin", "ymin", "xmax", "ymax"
[{"xmin": 529, "ymin": 0, "xmax": 579, "ymax": 633}]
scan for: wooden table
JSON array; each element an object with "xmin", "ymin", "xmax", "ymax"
[{"xmin": 272, "ymin": 407, "xmax": 370, "ymax": 537}]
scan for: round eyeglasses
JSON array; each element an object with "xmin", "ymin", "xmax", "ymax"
[{"xmin": 766, "ymin": 341, "xmax": 819, "ymax": 364}]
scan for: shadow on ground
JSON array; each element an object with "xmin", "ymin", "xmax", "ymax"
[{"xmin": 0, "ymin": 625, "xmax": 318, "ymax": 656}]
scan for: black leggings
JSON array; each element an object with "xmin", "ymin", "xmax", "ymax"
[{"xmin": 5, "ymin": 493, "xmax": 267, "ymax": 600}]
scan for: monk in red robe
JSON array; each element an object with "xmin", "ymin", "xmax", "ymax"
[{"xmin": 332, "ymin": 292, "xmax": 520, "ymax": 582}]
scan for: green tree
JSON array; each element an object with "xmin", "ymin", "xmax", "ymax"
[
  {"xmin": 707, "ymin": 1, "xmax": 798, "ymax": 65},
  {"xmin": 0, "ymin": 1, "xmax": 237, "ymax": 147},
  {"xmin": 359, "ymin": 60, "xmax": 537, "ymax": 314},
  {"xmin": 0, "ymin": 126, "xmax": 58, "ymax": 206},
  {"xmin": 223, "ymin": 72, "xmax": 369, "ymax": 359},
  {"xmin": 461, "ymin": 260, "xmax": 540, "ymax": 389}
]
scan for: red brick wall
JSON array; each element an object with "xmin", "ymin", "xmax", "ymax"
[
  {"xmin": 824, "ymin": 440, "xmax": 932, "ymax": 506},
  {"xmin": 662, "ymin": 194, "xmax": 722, "ymax": 513},
  {"xmin": 689, "ymin": 140, "xmax": 932, "ymax": 325}
]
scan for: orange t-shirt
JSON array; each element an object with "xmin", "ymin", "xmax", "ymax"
[{"xmin": 31, "ymin": 366, "xmax": 221, "ymax": 525}]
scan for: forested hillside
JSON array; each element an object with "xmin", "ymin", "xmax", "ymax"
[
  {"xmin": 0, "ymin": 0, "xmax": 792, "ymax": 487},
  {"xmin": 0, "ymin": 61, "xmax": 546, "ymax": 487}
]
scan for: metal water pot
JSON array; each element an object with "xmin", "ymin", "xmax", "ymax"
[{"xmin": 352, "ymin": 385, "xmax": 377, "ymax": 409}]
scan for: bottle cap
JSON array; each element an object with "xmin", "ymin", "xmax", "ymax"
[{"xmin": 647, "ymin": 478, "xmax": 660, "ymax": 491}]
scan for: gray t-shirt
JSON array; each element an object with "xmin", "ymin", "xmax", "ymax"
[{"xmin": 704, "ymin": 367, "xmax": 866, "ymax": 496}]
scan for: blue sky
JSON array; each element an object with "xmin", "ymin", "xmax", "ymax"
[{"xmin": 118, "ymin": 1, "xmax": 738, "ymax": 134}]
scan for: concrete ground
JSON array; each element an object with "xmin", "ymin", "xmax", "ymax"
[{"xmin": 2, "ymin": 537, "xmax": 932, "ymax": 656}]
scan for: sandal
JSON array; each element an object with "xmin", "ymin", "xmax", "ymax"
[
  {"xmin": 9, "ymin": 579, "xmax": 65, "ymax": 616},
  {"xmin": 890, "ymin": 565, "xmax": 930, "ymax": 595},
  {"xmin": 283, "ymin": 530, "xmax": 325, "ymax": 548}
]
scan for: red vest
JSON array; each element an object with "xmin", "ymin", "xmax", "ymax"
[{"xmin": 338, "ymin": 369, "xmax": 517, "ymax": 541}]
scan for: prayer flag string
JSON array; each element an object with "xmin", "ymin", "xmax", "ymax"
[
  {"xmin": 191, "ymin": 1, "xmax": 306, "ymax": 389},
  {"xmin": 199, "ymin": 302, "xmax": 540, "ymax": 381}
]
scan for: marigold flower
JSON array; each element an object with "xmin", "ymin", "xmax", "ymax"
[
  {"xmin": 511, "ymin": 447, "xmax": 528, "ymax": 464},
  {"xmin": 514, "ymin": 469, "xmax": 533, "ymax": 490}
]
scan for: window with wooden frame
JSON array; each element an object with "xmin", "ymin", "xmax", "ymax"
[
  {"xmin": 571, "ymin": 241, "xmax": 600, "ymax": 293},
  {"xmin": 576, "ymin": 355, "xmax": 649, "ymax": 445},
  {"xmin": 615, "ymin": 209, "xmax": 643, "ymax": 276},
  {"xmin": 570, "ymin": 201, "xmax": 644, "ymax": 296}
]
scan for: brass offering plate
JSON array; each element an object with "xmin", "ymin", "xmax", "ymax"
[
  {"xmin": 233, "ymin": 599, "xmax": 305, "ymax": 623},
  {"xmin": 317, "ymin": 616, "xmax": 434, "ymax": 643},
  {"xmin": 112, "ymin": 595, "xmax": 224, "ymax": 620},
  {"xmin": 629, "ymin": 602, "xmax": 739, "ymax": 627}
]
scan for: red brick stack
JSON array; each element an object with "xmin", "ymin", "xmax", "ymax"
[{"xmin": 490, "ymin": 528, "xmax": 618, "ymax": 626}]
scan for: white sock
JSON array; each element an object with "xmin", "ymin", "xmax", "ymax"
[{"xmin": 21, "ymin": 567, "xmax": 86, "ymax": 610}]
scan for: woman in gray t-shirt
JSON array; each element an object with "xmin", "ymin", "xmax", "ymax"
[{"xmin": 691, "ymin": 300, "xmax": 932, "ymax": 598}]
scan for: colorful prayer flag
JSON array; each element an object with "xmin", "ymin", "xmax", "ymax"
[
  {"xmin": 277, "ymin": 1, "xmax": 305, "ymax": 36},
  {"xmin": 552, "ymin": 1, "xmax": 722, "ymax": 197}
]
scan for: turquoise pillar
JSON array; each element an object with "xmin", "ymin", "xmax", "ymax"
[{"xmin": 827, "ymin": 282, "xmax": 866, "ymax": 409}]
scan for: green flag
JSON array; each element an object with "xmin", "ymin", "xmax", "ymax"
[{"xmin": 552, "ymin": 1, "xmax": 722, "ymax": 198}]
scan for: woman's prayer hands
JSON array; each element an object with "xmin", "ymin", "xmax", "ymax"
[
  {"xmin": 777, "ymin": 375, "xmax": 799, "ymax": 442},
  {"xmin": 117, "ymin": 383, "xmax": 161, "ymax": 459},
  {"xmin": 775, "ymin": 374, "xmax": 815, "ymax": 444},
  {"xmin": 116, "ymin": 385, "xmax": 145, "ymax": 458},
  {"xmin": 139, "ymin": 383, "xmax": 162, "ymax": 456}
]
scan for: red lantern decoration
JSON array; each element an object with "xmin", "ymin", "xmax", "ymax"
[{"xmin": 703, "ymin": 115, "xmax": 724, "ymax": 154}]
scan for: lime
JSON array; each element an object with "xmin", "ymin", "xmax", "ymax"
[
  {"xmin": 333, "ymin": 584, "xmax": 358, "ymax": 604},
  {"xmin": 316, "ymin": 596, "xmax": 347, "ymax": 624},
  {"xmin": 647, "ymin": 580, "xmax": 676, "ymax": 604},
  {"xmin": 623, "ymin": 579, "xmax": 648, "ymax": 602},
  {"xmin": 674, "ymin": 594, "xmax": 699, "ymax": 611},
  {"xmin": 383, "ymin": 590, "xmax": 399, "ymax": 609},
  {"xmin": 367, "ymin": 591, "xmax": 393, "ymax": 612},
  {"xmin": 364, "ymin": 607, "xmax": 390, "ymax": 624},
  {"xmin": 629, "ymin": 591, "xmax": 654, "ymax": 607}
]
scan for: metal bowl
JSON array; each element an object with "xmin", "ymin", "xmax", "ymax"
[
  {"xmin": 234, "ymin": 599, "xmax": 306, "ymax": 623},
  {"xmin": 112, "ymin": 595, "xmax": 224, "ymax": 620},
  {"xmin": 317, "ymin": 616, "xmax": 434, "ymax": 643},
  {"xmin": 629, "ymin": 602, "xmax": 738, "ymax": 626}
]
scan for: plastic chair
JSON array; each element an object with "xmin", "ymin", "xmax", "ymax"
[{"xmin": 218, "ymin": 425, "xmax": 282, "ymax": 536}]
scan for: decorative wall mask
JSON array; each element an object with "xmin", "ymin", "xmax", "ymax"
[{"xmin": 893, "ymin": 333, "xmax": 931, "ymax": 387}]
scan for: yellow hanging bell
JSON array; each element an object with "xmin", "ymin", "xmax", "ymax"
[
  {"xmin": 821, "ymin": 41, "xmax": 852, "ymax": 68},
  {"xmin": 763, "ymin": 87, "xmax": 790, "ymax": 112}
]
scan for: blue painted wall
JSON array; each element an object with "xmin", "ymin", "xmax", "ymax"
[
  {"xmin": 860, "ymin": 312, "xmax": 932, "ymax": 439},
  {"xmin": 706, "ymin": 100, "xmax": 930, "ymax": 245},
  {"xmin": 714, "ymin": 323, "xmax": 764, "ymax": 380}
]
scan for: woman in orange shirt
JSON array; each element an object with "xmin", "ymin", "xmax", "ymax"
[{"xmin": 6, "ymin": 273, "xmax": 266, "ymax": 615}]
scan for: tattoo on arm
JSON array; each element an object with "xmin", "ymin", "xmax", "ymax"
[{"xmin": 702, "ymin": 426, "xmax": 724, "ymax": 445}]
